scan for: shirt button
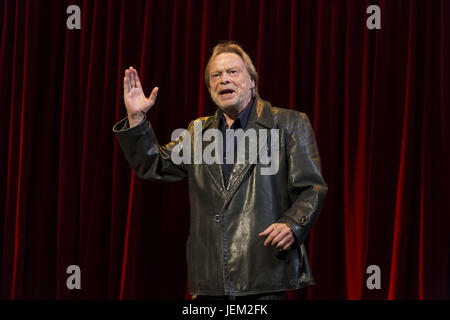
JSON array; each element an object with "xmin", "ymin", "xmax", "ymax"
[{"xmin": 214, "ymin": 214, "xmax": 221, "ymax": 222}]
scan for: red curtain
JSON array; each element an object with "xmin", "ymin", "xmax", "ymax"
[{"xmin": 1, "ymin": 0, "xmax": 449, "ymax": 299}]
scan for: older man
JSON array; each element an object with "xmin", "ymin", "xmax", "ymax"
[{"xmin": 113, "ymin": 42, "xmax": 327, "ymax": 299}]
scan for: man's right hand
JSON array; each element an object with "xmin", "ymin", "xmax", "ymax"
[{"xmin": 123, "ymin": 66, "xmax": 159, "ymax": 128}]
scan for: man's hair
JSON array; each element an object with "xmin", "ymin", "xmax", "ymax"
[{"xmin": 204, "ymin": 41, "xmax": 259, "ymax": 97}]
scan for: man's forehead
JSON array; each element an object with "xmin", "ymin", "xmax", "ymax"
[{"xmin": 209, "ymin": 53, "xmax": 245, "ymax": 70}]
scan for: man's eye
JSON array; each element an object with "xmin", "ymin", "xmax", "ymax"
[
  {"xmin": 230, "ymin": 70, "xmax": 238, "ymax": 74},
  {"xmin": 212, "ymin": 73, "xmax": 220, "ymax": 78}
]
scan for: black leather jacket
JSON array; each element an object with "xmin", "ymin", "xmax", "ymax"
[{"xmin": 113, "ymin": 97, "xmax": 327, "ymax": 296}]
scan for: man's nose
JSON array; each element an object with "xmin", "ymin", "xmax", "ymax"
[{"xmin": 220, "ymin": 72, "xmax": 230, "ymax": 83}]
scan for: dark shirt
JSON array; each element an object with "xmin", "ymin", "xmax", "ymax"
[{"xmin": 218, "ymin": 98, "xmax": 254, "ymax": 187}]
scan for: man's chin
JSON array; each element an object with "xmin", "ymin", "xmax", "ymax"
[{"xmin": 213, "ymin": 99, "xmax": 238, "ymax": 111}]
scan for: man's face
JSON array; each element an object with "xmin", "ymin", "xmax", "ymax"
[{"xmin": 208, "ymin": 53, "xmax": 255, "ymax": 114}]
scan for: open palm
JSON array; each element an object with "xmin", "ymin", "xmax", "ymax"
[{"xmin": 123, "ymin": 66, "xmax": 158, "ymax": 126}]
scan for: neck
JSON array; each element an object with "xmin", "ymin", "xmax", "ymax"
[
  {"xmin": 223, "ymin": 112, "xmax": 236, "ymax": 128},
  {"xmin": 221, "ymin": 97, "xmax": 253, "ymax": 126}
]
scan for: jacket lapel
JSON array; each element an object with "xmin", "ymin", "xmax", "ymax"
[
  {"xmin": 225, "ymin": 97, "xmax": 274, "ymax": 198},
  {"xmin": 199, "ymin": 113, "xmax": 227, "ymax": 194}
]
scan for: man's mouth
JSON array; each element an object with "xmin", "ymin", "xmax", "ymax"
[{"xmin": 218, "ymin": 89, "xmax": 236, "ymax": 99}]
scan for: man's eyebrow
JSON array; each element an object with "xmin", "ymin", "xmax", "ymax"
[{"xmin": 210, "ymin": 65, "xmax": 241, "ymax": 73}]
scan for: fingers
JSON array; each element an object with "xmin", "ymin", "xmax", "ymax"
[
  {"xmin": 275, "ymin": 228, "xmax": 294, "ymax": 249},
  {"xmin": 148, "ymin": 86, "xmax": 159, "ymax": 103},
  {"xmin": 130, "ymin": 68, "xmax": 136, "ymax": 88},
  {"xmin": 273, "ymin": 234, "xmax": 294, "ymax": 251},
  {"xmin": 279, "ymin": 238, "xmax": 294, "ymax": 251},
  {"xmin": 134, "ymin": 70, "xmax": 142, "ymax": 89},
  {"xmin": 258, "ymin": 225, "xmax": 274, "ymax": 237},
  {"xmin": 270, "ymin": 229, "xmax": 291, "ymax": 247},
  {"xmin": 123, "ymin": 69, "xmax": 130, "ymax": 94},
  {"xmin": 124, "ymin": 66, "xmax": 141, "ymax": 91},
  {"xmin": 260, "ymin": 223, "xmax": 294, "ymax": 250},
  {"xmin": 263, "ymin": 228, "xmax": 281, "ymax": 247}
]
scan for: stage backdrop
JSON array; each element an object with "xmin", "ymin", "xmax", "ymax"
[{"xmin": 1, "ymin": 0, "xmax": 449, "ymax": 299}]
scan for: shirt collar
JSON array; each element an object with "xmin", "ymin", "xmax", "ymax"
[{"xmin": 218, "ymin": 98, "xmax": 254, "ymax": 129}]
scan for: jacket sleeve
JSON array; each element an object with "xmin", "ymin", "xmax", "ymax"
[
  {"xmin": 277, "ymin": 112, "xmax": 328, "ymax": 245},
  {"xmin": 112, "ymin": 116, "xmax": 189, "ymax": 181}
]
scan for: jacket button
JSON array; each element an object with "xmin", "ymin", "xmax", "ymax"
[
  {"xmin": 214, "ymin": 214, "xmax": 221, "ymax": 222},
  {"xmin": 299, "ymin": 215, "xmax": 309, "ymax": 225}
]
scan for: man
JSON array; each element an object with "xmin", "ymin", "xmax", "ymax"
[{"xmin": 113, "ymin": 42, "xmax": 327, "ymax": 299}]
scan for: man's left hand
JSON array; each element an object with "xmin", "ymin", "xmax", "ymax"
[{"xmin": 258, "ymin": 223, "xmax": 295, "ymax": 251}]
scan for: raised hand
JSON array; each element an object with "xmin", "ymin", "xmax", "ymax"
[{"xmin": 123, "ymin": 66, "xmax": 159, "ymax": 127}]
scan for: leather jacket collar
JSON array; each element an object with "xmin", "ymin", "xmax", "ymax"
[{"xmin": 202, "ymin": 96, "xmax": 275, "ymax": 132}]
